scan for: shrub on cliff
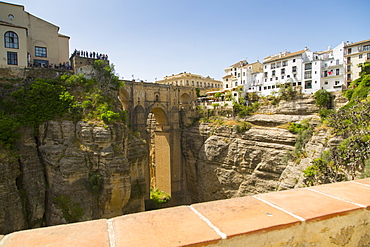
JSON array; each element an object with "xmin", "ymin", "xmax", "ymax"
[
  {"xmin": 10, "ymin": 79, "xmax": 74, "ymax": 129},
  {"xmin": 303, "ymin": 99, "xmax": 370, "ymax": 185},
  {"xmin": 55, "ymin": 195, "xmax": 85, "ymax": 223},
  {"xmin": 0, "ymin": 112, "xmax": 20, "ymax": 148},
  {"xmin": 150, "ymin": 187, "xmax": 171, "ymax": 206},
  {"xmin": 314, "ymin": 89, "xmax": 331, "ymax": 108},
  {"xmin": 234, "ymin": 121, "xmax": 252, "ymax": 133},
  {"xmin": 344, "ymin": 62, "xmax": 370, "ymax": 104}
]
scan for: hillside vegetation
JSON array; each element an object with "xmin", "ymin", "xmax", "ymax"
[
  {"xmin": 0, "ymin": 60, "xmax": 125, "ymax": 149},
  {"xmin": 304, "ymin": 62, "xmax": 370, "ymax": 185}
]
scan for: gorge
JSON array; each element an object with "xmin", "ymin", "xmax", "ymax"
[{"xmin": 0, "ymin": 62, "xmax": 363, "ymax": 235}]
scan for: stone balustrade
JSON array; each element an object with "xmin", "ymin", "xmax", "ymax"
[{"xmin": 1, "ymin": 178, "xmax": 369, "ymax": 246}]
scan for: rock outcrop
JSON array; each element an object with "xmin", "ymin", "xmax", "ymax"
[
  {"xmin": 182, "ymin": 96, "xmax": 332, "ymax": 203},
  {"xmin": 182, "ymin": 122, "xmax": 298, "ymax": 202},
  {"xmin": 0, "ymin": 120, "xmax": 147, "ymax": 234}
]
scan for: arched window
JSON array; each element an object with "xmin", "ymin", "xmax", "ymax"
[{"xmin": 4, "ymin": 31, "xmax": 19, "ymax": 49}]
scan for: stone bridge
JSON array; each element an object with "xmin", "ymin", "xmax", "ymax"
[{"xmin": 119, "ymin": 81, "xmax": 197, "ymax": 205}]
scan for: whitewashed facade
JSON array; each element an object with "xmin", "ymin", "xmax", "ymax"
[
  {"xmin": 222, "ymin": 61, "xmax": 263, "ymax": 91},
  {"xmin": 261, "ymin": 49, "xmax": 310, "ymax": 96},
  {"xmin": 223, "ymin": 41, "xmax": 351, "ymax": 97},
  {"xmin": 344, "ymin": 39, "xmax": 370, "ymax": 85}
]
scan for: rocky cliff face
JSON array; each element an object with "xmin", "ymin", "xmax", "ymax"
[
  {"xmin": 0, "ymin": 120, "xmax": 147, "ymax": 234},
  {"xmin": 182, "ymin": 122, "xmax": 296, "ymax": 202},
  {"xmin": 182, "ymin": 96, "xmax": 333, "ymax": 203}
]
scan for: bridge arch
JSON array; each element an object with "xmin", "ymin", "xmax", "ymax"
[
  {"xmin": 180, "ymin": 93, "xmax": 191, "ymax": 104},
  {"xmin": 133, "ymin": 105, "xmax": 145, "ymax": 129},
  {"xmin": 119, "ymin": 88, "xmax": 130, "ymax": 111},
  {"xmin": 145, "ymin": 104, "xmax": 171, "ymax": 202}
]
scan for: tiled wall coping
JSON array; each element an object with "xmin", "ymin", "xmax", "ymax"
[{"xmin": 1, "ymin": 178, "xmax": 370, "ymax": 246}]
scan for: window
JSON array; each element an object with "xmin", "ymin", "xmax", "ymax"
[
  {"xmin": 347, "ymin": 74, "xmax": 351, "ymax": 80},
  {"xmin": 281, "ymin": 76, "xmax": 284, "ymax": 79},
  {"xmin": 347, "ymin": 48, "xmax": 352, "ymax": 54},
  {"xmin": 325, "ymin": 81, "xmax": 328, "ymax": 85},
  {"xmin": 4, "ymin": 31, "xmax": 19, "ymax": 49},
  {"xmin": 275, "ymin": 77, "xmax": 278, "ymax": 80},
  {"xmin": 238, "ymin": 73, "xmax": 240, "ymax": 77},
  {"xmin": 305, "ymin": 63, "xmax": 312, "ymax": 70},
  {"xmin": 282, "ymin": 60, "xmax": 288, "ymax": 67},
  {"xmin": 226, "ymin": 84, "xmax": 229, "ymax": 88},
  {"xmin": 276, "ymin": 62, "xmax": 281, "ymax": 68},
  {"xmin": 293, "ymin": 74, "xmax": 297, "ymax": 78},
  {"xmin": 304, "ymin": 71, "xmax": 312, "ymax": 79},
  {"xmin": 271, "ymin": 63, "xmax": 276, "ymax": 69},
  {"xmin": 359, "ymin": 54, "xmax": 363, "ymax": 59},
  {"xmin": 281, "ymin": 68, "xmax": 285, "ymax": 75},
  {"xmin": 268, "ymin": 86, "xmax": 271, "ymax": 89},
  {"xmin": 363, "ymin": 45, "xmax": 370, "ymax": 51},
  {"xmin": 7, "ymin": 51, "xmax": 18, "ymax": 65},
  {"xmin": 264, "ymin": 72, "xmax": 268, "ymax": 77},
  {"xmin": 305, "ymin": 80, "xmax": 312, "ymax": 89},
  {"xmin": 293, "ymin": 59, "xmax": 296, "ymax": 62},
  {"xmin": 272, "ymin": 70, "xmax": 276, "ymax": 76},
  {"xmin": 336, "ymin": 69, "xmax": 340, "ymax": 75},
  {"xmin": 347, "ymin": 65, "xmax": 351, "ymax": 72},
  {"xmin": 243, "ymin": 72, "xmax": 245, "ymax": 76},
  {"xmin": 347, "ymin": 57, "xmax": 351, "ymax": 63},
  {"xmin": 368, "ymin": 53, "xmax": 370, "ymax": 59},
  {"xmin": 292, "ymin": 66, "xmax": 297, "ymax": 73},
  {"xmin": 335, "ymin": 81, "xmax": 340, "ymax": 85},
  {"xmin": 35, "ymin": 46, "xmax": 47, "ymax": 57}
]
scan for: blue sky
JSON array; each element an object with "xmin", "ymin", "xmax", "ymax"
[{"xmin": 9, "ymin": 0, "xmax": 370, "ymax": 82}]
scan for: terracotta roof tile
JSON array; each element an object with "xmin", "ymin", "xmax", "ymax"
[{"xmin": 264, "ymin": 50, "xmax": 306, "ymax": 63}]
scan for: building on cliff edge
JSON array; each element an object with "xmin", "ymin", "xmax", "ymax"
[{"xmin": 0, "ymin": 1, "xmax": 70, "ymax": 68}]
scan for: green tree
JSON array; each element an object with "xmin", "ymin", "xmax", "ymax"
[
  {"xmin": 11, "ymin": 79, "xmax": 74, "ymax": 129},
  {"xmin": 214, "ymin": 92, "xmax": 223, "ymax": 99},
  {"xmin": 278, "ymin": 83, "xmax": 297, "ymax": 100},
  {"xmin": 314, "ymin": 89, "xmax": 331, "ymax": 108},
  {"xmin": 93, "ymin": 60, "xmax": 123, "ymax": 95}
]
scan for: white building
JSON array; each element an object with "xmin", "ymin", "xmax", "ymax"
[
  {"xmin": 255, "ymin": 43, "xmax": 345, "ymax": 96},
  {"xmin": 222, "ymin": 60, "xmax": 263, "ymax": 92},
  {"xmin": 261, "ymin": 49, "xmax": 310, "ymax": 96},
  {"xmin": 309, "ymin": 42, "xmax": 346, "ymax": 93},
  {"xmin": 344, "ymin": 39, "xmax": 370, "ymax": 85}
]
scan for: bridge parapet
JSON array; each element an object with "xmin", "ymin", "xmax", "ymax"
[{"xmin": 1, "ymin": 179, "xmax": 369, "ymax": 246}]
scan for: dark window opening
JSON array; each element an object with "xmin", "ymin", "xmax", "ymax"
[
  {"xmin": 4, "ymin": 31, "xmax": 19, "ymax": 49},
  {"xmin": 35, "ymin": 46, "xmax": 47, "ymax": 57},
  {"xmin": 7, "ymin": 51, "xmax": 18, "ymax": 65}
]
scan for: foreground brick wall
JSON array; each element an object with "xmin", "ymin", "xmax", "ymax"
[{"xmin": 0, "ymin": 178, "xmax": 369, "ymax": 246}]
